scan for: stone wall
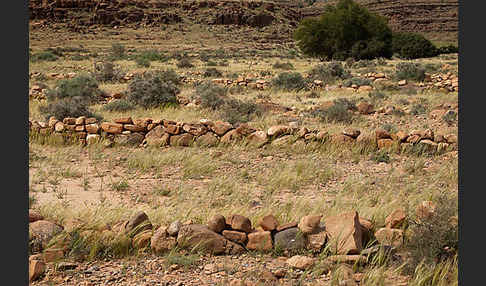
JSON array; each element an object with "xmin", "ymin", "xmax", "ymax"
[{"xmin": 29, "ymin": 115, "xmax": 458, "ymax": 153}]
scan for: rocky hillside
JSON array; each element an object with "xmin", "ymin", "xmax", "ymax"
[{"xmin": 29, "ymin": 0, "xmax": 458, "ymax": 41}]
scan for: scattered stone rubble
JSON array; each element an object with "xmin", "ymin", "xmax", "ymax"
[
  {"xmin": 29, "ymin": 115, "xmax": 458, "ymax": 154},
  {"xmin": 28, "ymin": 70, "xmax": 459, "ymax": 102}
]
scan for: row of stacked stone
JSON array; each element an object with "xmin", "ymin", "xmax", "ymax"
[
  {"xmin": 29, "ymin": 200, "xmax": 453, "ymax": 282},
  {"xmin": 29, "ymin": 116, "xmax": 458, "ymax": 153}
]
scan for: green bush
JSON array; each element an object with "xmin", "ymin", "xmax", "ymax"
[
  {"xmin": 272, "ymin": 72, "xmax": 308, "ymax": 91},
  {"xmin": 410, "ymin": 103, "xmax": 427, "ymax": 115},
  {"xmin": 71, "ymin": 54, "xmax": 90, "ymax": 61},
  {"xmin": 46, "ymin": 75, "xmax": 103, "ymax": 103},
  {"xmin": 196, "ymin": 82, "xmax": 227, "ymax": 110},
  {"xmin": 368, "ymin": 90, "xmax": 388, "ymax": 102},
  {"xmin": 40, "ymin": 75, "xmax": 104, "ymax": 120},
  {"xmin": 195, "ymin": 82, "xmax": 262, "ymax": 124},
  {"xmin": 176, "ymin": 57, "xmax": 194, "ymax": 68},
  {"xmin": 392, "ymin": 32, "xmax": 438, "ymax": 59},
  {"xmin": 312, "ymin": 98, "xmax": 355, "ymax": 123},
  {"xmin": 394, "ymin": 62, "xmax": 426, "ymax": 82},
  {"xmin": 272, "ymin": 61, "xmax": 295, "ymax": 70},
  {"xmin": 203, "ymin": 68, "xmax": 223, "ymax": 78},
  {"xmin": 91, "ymin": 61, "xmax": 125, "ymax": 82},
  {"xmin": 206, "ymin": 61, "xmax": 217, "ymax": 66},
  {"xmin": 134, "ymin": 50, "xmax": 169, "ymax": 62},
  {"xmin": 442, "ymin": 110, "xmax": 457, "ymax": 126},
  {"xmin": 220, "ymin": 98, "xmax": 263, "ymax": 125},
  {"xmin": 343, "ymin": 77, "xmax": 372, "ymax": 87},
  {"xmin": 39, "ymin": 97, "xmax": 101, "ymax": 121},
  {"xmin": 437, "ymin": 45, "xmax": 458, "ymax": 54},
  {"xmin": 135, "ymin": 57, "xmax": 151, "ymax": 68},
  {"xmin": 109, "ymin": 43, "xmax": 126, "ymax": 60},
  {"xmin": 126, "ymin": 71, "xmax": 179, "ymax": 109},
  {"xmin": 158, "ymin": 69, "xmax": 181, "ymax": 86},
  {"xmin": 30, "ymin": 51, "xmax": 59, "ymax": 62},
  {"xmin": 308, "ymin": 61, "xmax": 351, "ymax": 83},
  {"xmin": 294, "ymin": 0, "xmax": 393, "ymax": 60},
  {"xmin": 103, "ymin": 99, "xmax": 136, "ymax": 112}
]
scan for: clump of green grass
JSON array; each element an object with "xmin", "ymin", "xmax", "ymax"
[
  {"xmin": 165, "ymin": 248, "xmax": 199, "ymax": 268},
  {"xmin": 410, "ymin": 103, "xmax": 427, "ymax": 115},
  {"xmin": 111, "ymin": 180, "xmax": 129, "ymax": 192},
  {"xmin": 370, "ymin": 149, "xmax": 390, "ymax": 163},
  {"xmin": 442, "ymin": 110, "xmax": 457, "ymax": 126}
]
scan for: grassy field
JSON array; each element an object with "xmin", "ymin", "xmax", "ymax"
[{"xmin": 29, "ymin": 24, "xmax": 458, "ymax": 285}]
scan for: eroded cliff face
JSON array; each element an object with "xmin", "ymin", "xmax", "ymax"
[{"xmin": 29, "ymin": 0, "xmax": 458, "ymax": 41}]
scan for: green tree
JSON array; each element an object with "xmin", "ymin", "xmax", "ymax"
[
  {"xmin": 293, "ymin": 0, "xmax": 393, "ymax": 60},
  {"xmin": 392, "ymin": 32, "xmax": 439, "ymax": 59}
]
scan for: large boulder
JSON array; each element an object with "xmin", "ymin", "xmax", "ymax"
[
  {"xmin": 29, "ymin": 210, "xmax": 44, "ymax": 223},
  {"xmin": 246, "ymin": 231, "xmax": 273, "ymax": 251},
  {"xmin": 177, "ymin": 224, "xmax": 245, "ymax": 255},
  {"xmin": 169, "ymin": 133, "xmax": 194, "ymax": 147},
  {"xmin": 374, "ymin": 228, "xmax": 404, "ymax": 248},
  {"xmin": 144, "ymin": 125, "xmax": 169, "ymax": 147},
  {"xmin": 226, "ymin": 214, "xmax": 252, "ymax": 233},
  {"xmin": 207, "ymin": 214, "xmax": 226, "ymax": 233},
  {"xmin": 114, "ymin": 132, "xmax": 145, "ymax": 146},
  {"xmin": 324, "ymin": 211, "xmax": 364, "ymax": 255},
  {"xmin": 385, "ymin": 208, "xmax": 407, "ymax": 229},
  {"xmin": 274, "ymin": 227, "xmax": 306, "ymax": 252},
  {"xmin": 195, "ymin": 132, "xmax": 220, "ymax": 147},
  {"xmin": 125, "ymin": 211, "xmax": 152, "ymax": 237},
  {"xmin": 151, "ymin": 226, "xmax": 176, "ymax": 254},
  {"xmin": 259, "ymin": 215, "xmax": 279, "ymax": 231},
  {"xmin": 29, "ymin": 259, "xmax": 46, "ymax": 282}
]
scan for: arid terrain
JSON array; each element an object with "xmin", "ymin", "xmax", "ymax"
[{"xmin": 28, "ymin": 0, "xmax": 458, "ymax": 285}]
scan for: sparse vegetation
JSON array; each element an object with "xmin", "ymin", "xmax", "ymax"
[{"xmin": 29, "ymin": 6, "xmax": 459, "ymax": 284}]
